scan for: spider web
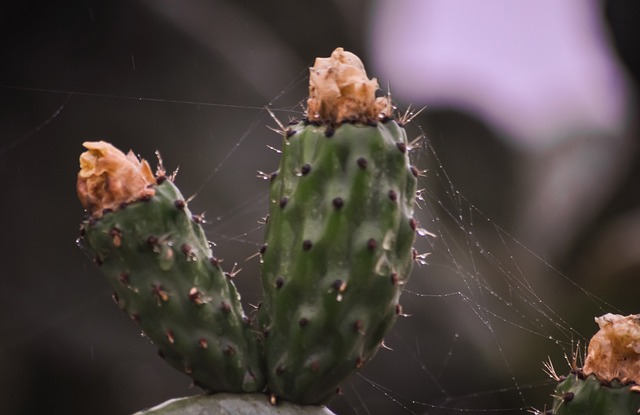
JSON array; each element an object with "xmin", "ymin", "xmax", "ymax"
[{"xmin": 0, "ymin": 72, "xmax": 624, "ymax": 415}]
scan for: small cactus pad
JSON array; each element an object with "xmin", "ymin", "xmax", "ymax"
[
  {"xmin": 550, "ymin": 373, "xmax": 640, "ymax": 414},
  {"xmin": 78, "ymin": 142, "xmax": 264, "ymax": 393},
  {"xmin": 259, "ymin": 116, "xmax": 417, "ymax": 403},
  {"xmin": 545, "ymin": 314, "xmax": 640, "ymax": 414},
  {"xmin": 259, "ymin": 47, "xmax": 418, "ymax": 405}
]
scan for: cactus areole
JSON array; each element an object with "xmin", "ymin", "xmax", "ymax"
[{"xmin": 77, "ymin": 48, "xmax": 419, "ymax": 407}]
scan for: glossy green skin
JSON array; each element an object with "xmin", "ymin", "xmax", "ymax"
[
  {"xmin": 82, "ymin": 179, "xmax": 265, "ymax": 393},
  {"xmin": 551, "ymin": 374, "xmax": 640, "ymax": 415},
  {"xmin": 260, "ymin": 120, "xmax": 417, "ymax": 404}
]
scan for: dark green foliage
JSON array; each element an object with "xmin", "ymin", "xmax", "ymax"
[
  {"xmin": 81, "ymin": 179, "xmax": 265, "ymax": 393},
  {"xmin": 550, "ymin": 373, "xmax": 640, "ymax": 415},
  {"xmin": 259, "ymin": 120, "xmax": 417, "ymax": 404}
]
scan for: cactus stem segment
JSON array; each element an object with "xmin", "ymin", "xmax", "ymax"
[
  {"xmin": 78, "ymin": 141, "xmax": 266, "ymax": 394},
  {"xmin": 259, "ymin": 48, "xmax": 418, "ymax": 405},
  {"xmin": 545, "ymin": 314, "xmax": 640, "ymax": 414}
]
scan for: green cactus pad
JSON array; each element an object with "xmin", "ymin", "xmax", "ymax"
[
  {"xmin": 132, "ymin": 393, "xmax": 337, "ymax": 415},
  {"xmin": 550, "ymin": 373, "xmax": 640, "ymax": 415},
  {"xmin": 260, "ymin": 119, "xmax": 417, "ymax": 404},
  {"xmin": 81, "ymin": 178, "xmax": 265, "ymax": 393}
]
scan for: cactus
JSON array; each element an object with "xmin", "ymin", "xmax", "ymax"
[
  {"xmin": 77, "ymin": 141, "xmax": 265, "ymax": 393},
  {"xmin": 77, "ymin": 48, "xmax": 419, "ymax": 412},
  {"xmin": 550, "ymin": 374, "xmax": 640, "ymax": 415},
  {"xmin": 544, "ymin": 314, "xmax": 640, "ymax": 414},
  {"xmin": 258, "ymin": 48, "xmax": 418, "ymax": 404},
  {"xmin": 132, "ymin": 393, "xmax": 336, "ymax": 415}
]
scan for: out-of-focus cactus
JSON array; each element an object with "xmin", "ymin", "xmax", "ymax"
[
  {"xmin": 78, "ymin": 142, "xmax": 265, "ymax": 393},
  {"xmin": 132, "ymin": 393, "xmax": 336, "ymax": 415},
  {"xmin": 544, "ymin": 314, "xmax": 640, "ymax": 415},
  {"xmin": 258, "ymin": 48, "xmax": 418, "ymax": 404}
]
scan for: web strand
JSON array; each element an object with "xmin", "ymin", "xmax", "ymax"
[
  {"xmin": 3, "ymin": 67, "xmax": 618, "ymax": 415},
  {"xmin": 0, "ymin": 93, "xmax": 73, "ymax": 157}
]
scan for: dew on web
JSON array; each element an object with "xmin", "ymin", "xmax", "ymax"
[{"xmin": 1, "ymin": 62, "xmax": 627, "ymax": 415}]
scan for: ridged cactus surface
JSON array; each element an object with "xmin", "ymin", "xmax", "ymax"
[
  {"xmin": 259, "ymin": 120, "xmax": 416, "ymax": 404},
  {"xmin": 258, "ymin": 48, "xmax": 418, "ymax": 404},
  {"xmin": 544, "ymin": 314, "xmax": 640, "ymax": 415},
  {"xmin": 550, "ymin": 373, "xmax": 640, "ymax": 415},
  {"xmin": 79, "ymin": 142, "xmax": 265, "ymax": 393}
]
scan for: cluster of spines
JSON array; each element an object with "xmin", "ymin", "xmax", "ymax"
[
  {"xmin": 534, "ymin": 359, "xmax": 640, "ymax": 415},
  {"xmin": 81, "ymin": 176, "xmax": 265, "ymax": 393},
  {"xmin": 544, "ymin": 369, "xmax": 640, "ymax": 415},
  {"xmin": 258, "ymin": 115, "xmax": 419, "ymax": 404}
]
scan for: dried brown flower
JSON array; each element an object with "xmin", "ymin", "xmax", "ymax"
[
  {"xmin": 77, "ymin": 141, "xmax": 156, "ymax": 217},
  {"xmin": 306, "ymin": 47, "xmax": 391, "ymax": 124},
  {"xmin": 583, "ymin": 313, "xmax": 640, "ymax": 384}
]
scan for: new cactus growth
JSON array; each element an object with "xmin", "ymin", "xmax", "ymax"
[
  {"xmin": 545, "ymin": 314, "xmax": 640, "ymax": 414},
  {"xmin": 78, "ymin": 141, "xmax": 265, "ymax": 393},
  {"xmin": 259, "ymin": 48, "xmax": 418, "ymax": 404}
]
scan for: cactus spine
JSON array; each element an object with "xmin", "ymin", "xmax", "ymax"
[
  {"xmin": 545, "ymin": 314, "xmax": 640, "ymax": 414},
  {"xmin": 78, "ymin": 142, "xmax": 265, "ymax": 393},
  {"xmin": 259, "ymin": 48, "xmax": 418, "ymax": 404},
  {"xmin": 551, "ymin": 374, "xmax": 640, "ymax": 415}
]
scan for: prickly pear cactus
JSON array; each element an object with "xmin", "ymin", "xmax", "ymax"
[
  {"xmin": 544, "ymin": 314, "xmax": 640, "ymax": 414},
  {"xmin": 77, "ymin": 141, "xmax": 265, "ymax": 393},
  {"xmin": 77, "ymin": 48, "xmax": 420, "ymax": 412},
  {"xmin": 259, "ymin": 48, "xmax": 418, "ymax": 404},
  {"xmin": 550, "ymin": 373, "xmax": 640, "ymax": 415}
]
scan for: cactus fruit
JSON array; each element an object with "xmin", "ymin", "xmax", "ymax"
[
  {"xmin": 258, "ymin": 48, "xmax": 418, "ymax": 404},
  {"xmin": 77, "ymin": 141, "xmax": 265, "ymax": 393},
  {"xmin": 545, "ymin": 314, "xmax": 640, "ymax": 414}
]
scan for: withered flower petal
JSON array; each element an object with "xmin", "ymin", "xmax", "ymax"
[
  {"xmin": 307, "ymin": 47, "xmax": 391, "ymax": 124},
  {"xmin": 77, "ymin": 141, "xmax": 156, "ymax": 217}
]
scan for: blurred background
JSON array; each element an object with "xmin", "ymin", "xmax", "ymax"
[{"xmin": 1, "ymin": 0, "xmax": 639, "ymax": 414}]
